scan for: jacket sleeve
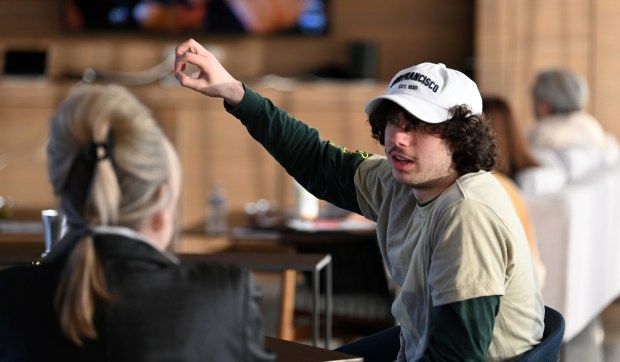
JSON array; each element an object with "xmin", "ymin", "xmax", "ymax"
[{"xmin": 225, "ymin": 84, "xmax": 372, "ymax": 214}]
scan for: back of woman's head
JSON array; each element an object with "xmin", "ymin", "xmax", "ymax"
[
  {"xmin": 48, "ymin": 84, "xmax": 175, "ymax": 229},
  {"xmin": 46, "ymin": 84, "xmax": 179, "ymax": 346},
  {"xmin": 483, "ymin": 96, "xmax": 540, "ymax": 177}
]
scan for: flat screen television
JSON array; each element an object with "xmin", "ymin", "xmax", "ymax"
[{"xmin": 61, "ymin": 0, "xmax": 329, "ymax": 37}]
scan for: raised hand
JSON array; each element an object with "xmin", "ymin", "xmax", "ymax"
[{"xmin": 174, "ymin": 38, "xmax": 245, "ymax": 106}]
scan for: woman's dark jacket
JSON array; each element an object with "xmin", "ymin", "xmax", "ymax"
[{"xmin": 0, "ymin": 230, "xmax": 274, "ymax": 362}]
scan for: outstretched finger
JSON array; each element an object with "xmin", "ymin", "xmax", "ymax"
[
  {"xmin": 175, "ymin": 70, "xmax": 200, "ymax": 89},
  {"xmin": 174, "ymin": 51, "xmax": 200, "ymax": 78},
  {"xmin": 174, "ymin": 50, "xmax": 190, "ymax": 74},
  {"xmin": 175, "ymin": 39, "xmax": 200, "ymax": 74},
  {"xmin": 174, "ymin": 52, "xmax": 209, "ymax": 90},
  {"xmin": 175, "ymin": 38, "xmax": 207, "ymax": 58}
]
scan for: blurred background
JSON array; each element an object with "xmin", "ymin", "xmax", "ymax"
[{"xmin": 1, "ymin": 1, "xmax": 620, "ymax": 360}]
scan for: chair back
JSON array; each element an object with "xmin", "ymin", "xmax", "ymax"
[{"xmin": 518, "ymin": 305, "xmax": 565, "ymax": 361}]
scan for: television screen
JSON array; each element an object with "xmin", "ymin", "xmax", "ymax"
[{"xmin": 61, "ymin": 0, "xmax": 329, "ymax": 36}]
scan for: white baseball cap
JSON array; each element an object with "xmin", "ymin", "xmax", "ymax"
[{"xmin": 365, "ymin": 62, "xmax": 483, "ymax": 123}]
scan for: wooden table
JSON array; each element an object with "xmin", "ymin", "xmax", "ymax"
[
  {"xmin": 228, "ymin": 224, "xmax": 395, "ymax": 340},
  {"xmin": 266, "ymin": 336, "xmax": 362, "ymax": 362}
]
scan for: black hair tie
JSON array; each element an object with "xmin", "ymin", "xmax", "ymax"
[
  {"xmin": 76, "ymin": 227, "xmax": 95, "ymax": 240},
  {"xmin": 81, "ymin": 133, "xmax": 115, "ymax": 164},
  {"xmin": 82, "ymin": 142, "xmax": 111, "ymax": 162}
]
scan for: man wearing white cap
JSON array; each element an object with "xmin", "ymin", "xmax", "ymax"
[{"xmin": 174, "ymin": 39, "xmax": 544, "ymax": 361}]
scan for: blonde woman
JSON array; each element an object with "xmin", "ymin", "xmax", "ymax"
[{"xmin": 0, "ymin": 84, "xmax": 274, "ymax": 362}]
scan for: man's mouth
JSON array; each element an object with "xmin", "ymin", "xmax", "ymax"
[
  {"xmin": 390, "ymin": 152, "xmax": 415, "ymax": 171},
  {"xmin": 393, "ymin": 154, "xmax": 411, "ymax": 164}
]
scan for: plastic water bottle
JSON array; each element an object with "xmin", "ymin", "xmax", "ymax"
[{"xmin": 205, "ymin": 182, "xmax": 228, "ymax": 236}]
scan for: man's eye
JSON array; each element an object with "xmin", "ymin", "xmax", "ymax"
[
  {"xmin": 387, "ymin": 116, "xmax": 399, "ymax": 124},
  {"xmin": 407, "ymin": 119, "xmax": 425, "ymax": 130}
]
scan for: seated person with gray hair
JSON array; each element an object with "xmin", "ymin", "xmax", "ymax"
[{"xmin": 528, "ymin": 68, "xmax": 619, "ymax": 180}]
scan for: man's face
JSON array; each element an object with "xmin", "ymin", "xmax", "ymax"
[{"xmin": 384, "ymin": 111, "xmax": 456, "ymax": 193}]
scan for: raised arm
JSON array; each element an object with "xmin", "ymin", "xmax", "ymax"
[{"xmin": 174, "ymin": 38, "xmax": 369, "ymax": 213}]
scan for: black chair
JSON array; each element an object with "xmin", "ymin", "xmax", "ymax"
[{"xmin": 518, "ymin": 306, "xmax": 565, "ymax": 361}]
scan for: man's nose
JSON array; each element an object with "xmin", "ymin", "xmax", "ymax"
[{"xmin": 392, "ymin": 128, "xmax": 413, "ymax": 147}]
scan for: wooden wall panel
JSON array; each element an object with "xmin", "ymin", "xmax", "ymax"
[
  {"xmin": 476, "ymin": 0, "xmax": 620, "ymax": 141},
  {"xmin": 0, "ymin": 82, "xmax": 387, "ymax": 228},
  {"xmin": 0, "ymin": 0, "xmax": 475, "ymax": 82},
  {"xmin": 0, "ymin": 0, "xmax": 61, "ymax": 37},
  {"xmin": 0, "ymin": 115, "xmax": 54, "ymax": 211},
  {"xmin": 331, "ymin": 0, "xmax": 475, "ymax": 79},
  {"xmin": 592, "ymin": 0, "xmax": 620, "ymax": 139},
  {"xmin": 0, "ymin": 0, "xmax": 478, "ymax": 228}
]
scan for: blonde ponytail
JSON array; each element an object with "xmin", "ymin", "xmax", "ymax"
[
  {"xmin": 91, "ymin": 121, "xmax": 120, "ymax": 225},
  {"xmin": 54, "ymin": 234, "xmax": 112, "ymax": 346}
]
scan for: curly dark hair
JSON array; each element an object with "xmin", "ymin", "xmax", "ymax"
[{"xmin": 368, "ymin": 99, "xmax": 496, "ymax": 175}]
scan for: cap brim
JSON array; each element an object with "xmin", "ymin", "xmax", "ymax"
[{"xmin": 364, "ymin": 94, "xmax": 450, "ymax": 124}]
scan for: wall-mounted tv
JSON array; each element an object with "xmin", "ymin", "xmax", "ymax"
[{"xmin": 61, "ymin": 0, "xmax": 329, "ymax": 36}]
